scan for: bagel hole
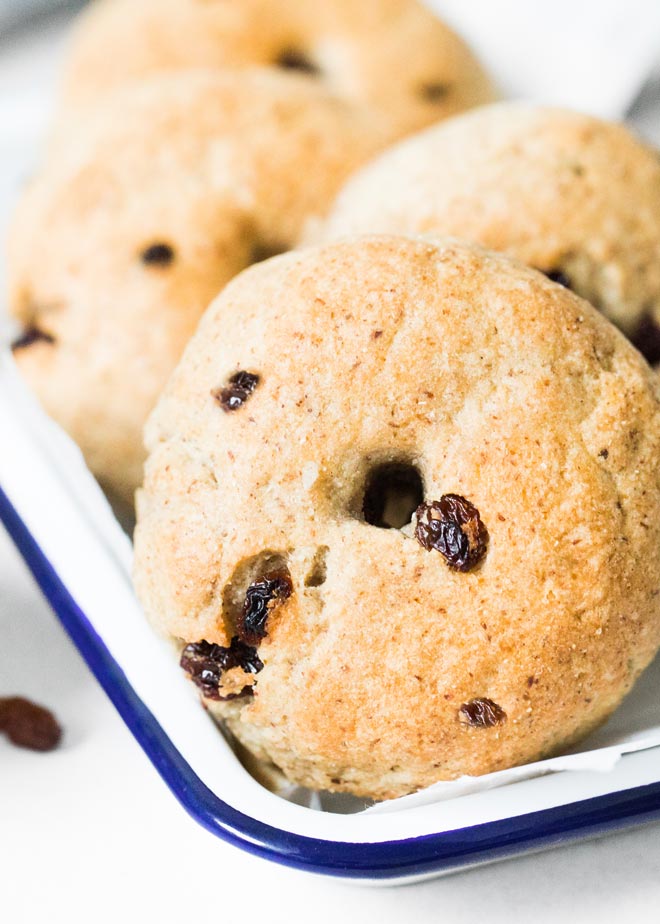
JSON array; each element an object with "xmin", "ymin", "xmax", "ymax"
[
  {"xmin": 305, "ymin": 546, "xmax": 329, "ymax": 587},
  {"xmin": 362, "ymin": 462, "xmax": 424, "ymax": 530},
  {"xmin": 275, "ymin": 47, "xmax": 320, "ymax": 76}
]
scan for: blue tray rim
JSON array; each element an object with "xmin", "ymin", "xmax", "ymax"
[{"xmin": 2, "ymin": 484, "xmax": 660, "ymax": 881}]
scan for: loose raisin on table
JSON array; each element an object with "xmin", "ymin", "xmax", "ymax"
[
  {"xmin": 238, "ymin": 570, "xmax": 293, "ymax": 646},
  {"xmin": 459, "ymin": 698, "xmax": 507, "ymax": 728},
  {"xmin": 11, "ymin": 327, "xmax": 55, "ymax": 351},
  {"xmin": 212, "ymin": 371, "xmax": 260, "ymax": 412},
  {"xmin": 180, "ymin": 637, "xmax": 263, "ymax": 700},
  {"xmin": 0, "ymin": 697, "xmax": 62, "ymax": 751},
  {"xmin": 415, "ymin": 494, "xmax": 488, "ymax": 571}
]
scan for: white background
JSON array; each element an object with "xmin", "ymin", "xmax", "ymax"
[{"xmin": 2, "ymin": 6, "xmax": 660, "ymax": 923}]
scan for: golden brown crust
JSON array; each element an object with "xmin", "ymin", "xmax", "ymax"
[
  {"xmin": 317, "ymin": 103, "xmax": 660, "ymax": 342},
  {"xmin": 59, "ymin": 0, "xmax": 494, "ymax": 139},
  {"xmin": 134, "ymin": 235, "xmax": 660, "ymax": 799},
  {"xmin": 7, "ymin": 69, "xmax": 386, "ymax": 503}
]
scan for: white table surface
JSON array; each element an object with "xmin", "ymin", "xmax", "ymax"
[{"xmin": 2, "ymin": 9, "xmax": 660, "ymax": 923}]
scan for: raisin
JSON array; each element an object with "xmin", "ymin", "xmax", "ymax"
[
  {"xmin": 275, "ymin": 48, "xmax": 320, "ymax": 76},
  {"xmin": 179, "ymin": 637, "xmax": 263, "ymax": 701},
  {"xmin": 11, "ymin": 326, "xmax": 55, "ymax": 351},
  {"xmin": 0, "ymin": 697, "xmax": 62, "ymax": 751},
  {"xmin": 543, "ymin": 268, "xmax": 572, "ymax": 289},
  {"xmin": 140, "ymin": 242, "xmax": 175, "ymax": 266},
  {"xmin": 632, "ymin": 313, "xmax": 660, "ymax": 365},
  {"xmin": 459, "ymin": 698, "xmax": 507, "ymax": 728},
  {"xmin": 415, "ymin": 495, "xmax": 488, "ymax": 571},
  {"xmin": 238, "ymin": 570, "xmax": 293, "ymax": 646},
  {"xmin": 212, "ymin": 371, "xmax": 260, "ymax": 412}
]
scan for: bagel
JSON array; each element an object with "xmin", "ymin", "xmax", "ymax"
[
  {"xmin": 134, "ymin": 235, "xmax": 660, "ymax": 799},
  {"xmin": 59, "ymin": 0, "xmax": 494, "ymax": 139},
  {"xmin": 7, "ymin": 69, "xmax": 386, "ymax": 506},
  {"xmin": 318, "ymin": 103, "xmax": 660, "ymax": 360}
]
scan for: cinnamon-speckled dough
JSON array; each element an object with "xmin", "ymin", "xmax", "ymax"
[
  {"xmin": 7, "ymin": 69, "xmax": 386, "ymax": 505},
  {"xmin": 59, "ymin": 0, "xmax": 494, "ymax": 139},
  {"xmin": 134, "ymin": 236, "xmax": 660, "ymax": 799},
  {"xmin": 317, "ymin": 104, "xmax": 660, "ymax": 357}
]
